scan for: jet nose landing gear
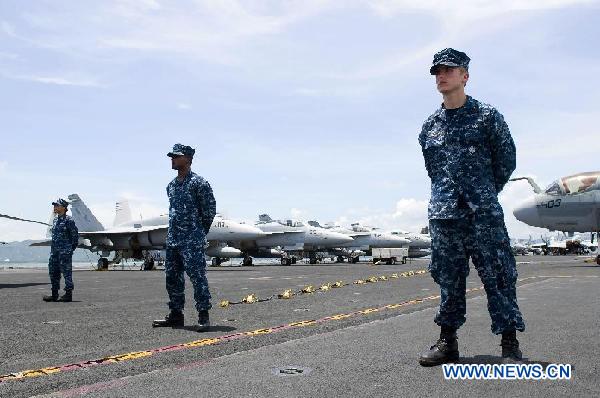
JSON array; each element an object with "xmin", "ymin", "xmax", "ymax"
[
  {"xmin": 242, "ymin": 255, "xmax": 254, "ymax": 267},
  {"xmin": 97, "ymin": 258, "xmax": 109, "ymax": 270}
]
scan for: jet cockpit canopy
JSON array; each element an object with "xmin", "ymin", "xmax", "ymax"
[
  {"xmin": 544, "ymin": 171, "xmax": 600, "ymax": 196},
  {"xmin": 281, "ymin": 219, "xmax": 304, "ymax": 228}
]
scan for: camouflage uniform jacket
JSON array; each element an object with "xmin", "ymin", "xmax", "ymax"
[
  {"xmin": 51, "ymin": 215, "xmax": 79, "ymax": 254},
  {"xmin": 419, "ymin": 95, "xmax": 516, "ymax": 219},
  {"xmin": 166, "ymin": 171, "xmax": 216, "ymax": 247}
]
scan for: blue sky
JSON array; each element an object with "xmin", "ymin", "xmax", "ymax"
[{"xmin": 1, "ymin": 0, "xmax": 599, "ymax": 241}]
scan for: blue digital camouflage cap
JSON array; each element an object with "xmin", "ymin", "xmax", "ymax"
[
  {"xmin": 52, "ymin": 198, "xmax": 69, "ymax": 208},
  {"xmin": 167, "ymin": 143, "xmax": 195, "ymax": 158},
  {"xmin": 430, "ymin": 48, "xmax": 470, "ymax": 75}
]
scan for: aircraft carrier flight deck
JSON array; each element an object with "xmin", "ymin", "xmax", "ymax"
[{"xmin": 1, "ymin": 256, "xmax": 598, "ymax": 397}]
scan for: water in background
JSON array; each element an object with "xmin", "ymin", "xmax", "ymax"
[
  {"xmin": 0, "ymin": 258, "xmax": 286, "ymax": 270},
  {"xmin": 1, "ymin": 261, "xmax": 121, "ymax": 270}
]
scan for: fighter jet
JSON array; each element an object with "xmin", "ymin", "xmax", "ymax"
[
  {"xmin": 32, "ymin": 194, "xmax": 267, "ymax": 269},
  {"xmin": 106, "ymin": 198, "xmax": 272, "ymax": 267},
  {"xmin": 245, "ymin": 215, "xmax": 355, "ymax": 265},
  {"xmin": 510, "ymin": 236, "xmax": 547, "ymax": 255},
  {"xmin": 512, "ymin": 171, "xmax": 600, "ymax": 263},
  {"xmin": 512, "ymin": 172, "xmax": 600, "ymax": 233},
  {"xmin": 511, "ymin": 240, "xmax": 531, "ymax": 256},
  {"xmin": 580, "ymin": 238, "xmax": 598, "ymax": 253},
  {"xmin": 307, "ymin": 221, "xmax": 410, "ymax": 263},
  {"xmin": 389, "ymin": 229, "xmax": 432, "ymax": 258},
  {"xmin": 346, "ymin": 223, "xmax": 432, "ymax": 259}
]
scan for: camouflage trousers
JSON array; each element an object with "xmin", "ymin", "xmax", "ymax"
[
  {"xmin": 48, "ymin": 251, "xmax": 74, "ymax": 292},
  {"xmin": 165, "ymin": 245, "xmax": 211, "ymax": 312},
  {"xmin": 429, "ymin": 214, "xmax": 525, "ymax": 334}
]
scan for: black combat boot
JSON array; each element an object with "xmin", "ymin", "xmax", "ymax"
[
  {"xmin": 419, "ymin": 325, "xmax": 459, "ymax": 366},
  {"xmin": 152, "ymin": 310, "xmax": 184, "ymax": 327},
  {"xmin": 58, "ymin": 290, "xmax": 72, "ymax": 302},
  {"xmin": 197, "ymin": 310, "xmax": 210, "ymax": 332},
  {"xmin": 43, "ymin": 290, "xmax": 59, "ymax": 302},
  {"xmin": 501, "ymin": 330, "xmax": 522, "ymax": 361}
]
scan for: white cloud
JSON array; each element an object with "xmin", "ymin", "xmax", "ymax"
[
  {"xmin": 4, "ymin": 73, "xmax": 102, "ymax": 87},
  {"xmin": 292, "ymin": 88, "xmax": 323, "ymax": 97},
  {"xmin": 112, "ymin": 0, "xmax": 162, "ymax": 14},
  {"xmin": 95, "ymin": 0, "xmax": 339, "ymax": 62},
  {"xmin": 368, "ymin": 0, "xmax": 595, "ymax": 20},
  {"xmin": 335, "ymin": 198, "xmax": 429, "ymax": 232},
  {"xmin": 392, "ymin": 198, "xmax": 428, "ymax": 219},
  {"xmin": 332, "ymin": 191, "xmax": 554, "ymax": 239},
  {"xmin": 4, "ymin": 0, "xmax": 592, "ymax": 96},
  {"xmin": 0, "ymin": 20, "xmax": 17, "ymax": 37},
  {"xmin": 337, "ymin": 0, "xmax": 595, "ymax": 80},
  {"xmin": 290, "ymin": 207, "xmax": 308, "ymax": 220},
  {"xmin": 0, "ymin": 51, "xmax": 18, "ymax": 60},
  {"xmin": 291, "ymin": 85, "xmax": 374, "ymax": 99},
  {"xmin": 0, "ymin": 0, "xmax": 341, "ymax": 79},
  {"xmin": 0, "ymin": 161, "xmax": 7, "ymax": 175},
  {"xmin": 176, "ymin": 102, "xmax": 191, "ymax": 110},
  {"xmin": 330, "ymin": 40, "xmax": 445, "ymax": 80}
]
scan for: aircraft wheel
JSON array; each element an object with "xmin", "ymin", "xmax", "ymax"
[
  {"xmin": 97, "ymin": 258, "xmax": 109, "ymax": 270},
  {"xmin": 143, "ymin": 258, "xmax": 155, "ymax": 271},
  {"xmin": 211, "ymin": 257, "xmax": 222, "ymax": 267},
  {"xmin": 596, "ymin": 255, "xmax": 600, "ymax": 266},
  {"xmin": 243, "ymin": 256, "xmax": 253, "ymax": 267}
]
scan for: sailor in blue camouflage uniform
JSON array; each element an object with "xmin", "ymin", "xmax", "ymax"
[
  {"xmin": 418, "ymin": 49, "xmax": 525, "ymax": 366},
  {"xmin": 43, "ymin": 198, "xmax": 79, "ymax": 302},
  {"xmin": 153, "ymin": 144, "xmax": 216, "ymax": 332}
]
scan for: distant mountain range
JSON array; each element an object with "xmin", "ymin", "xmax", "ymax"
[{"xmin": 0, "ymin": 240, "xmax": 96, "ymax": 263}]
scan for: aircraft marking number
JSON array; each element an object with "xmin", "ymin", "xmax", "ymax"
[{"xmin": 539, "ymin": 199, "xmax": 562, "ymax": 209}]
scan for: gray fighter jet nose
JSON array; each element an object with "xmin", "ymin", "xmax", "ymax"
[{"xmin": 513, "ymin": 197, "xmax": 541, "ymax": 227}]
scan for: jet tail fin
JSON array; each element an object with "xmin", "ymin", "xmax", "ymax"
[
  {"xmin": 259, "ymin": 214, "xmax": 273, "ymax": 223},
  {"xmin": 68, "ymin": 194, "xmax": 104, "ymax": 232},
  {"xmin": 113, "ymin": 200, "xmax": 132, "ymax": 227},
  {"xmin": 351, "ymin": 222, "xmax": 372, "ymax": 232}
]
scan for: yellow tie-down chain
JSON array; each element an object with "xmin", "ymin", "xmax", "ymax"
[{"xmin": 219, "ymin": 269, "xmax": 429, "ymax": 308}]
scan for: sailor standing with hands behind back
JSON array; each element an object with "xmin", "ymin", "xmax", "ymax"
[
  {"xmin": 418, "ymin": 49, "xmax": 525, "ymax": 366},
  {"xmin": 43, "ymin": 198, "xmax": 79, "ymax": 303},
  {"xmin": 153, "ymin": 144, "xmax": 217, "ymax": 332}
]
